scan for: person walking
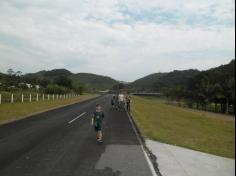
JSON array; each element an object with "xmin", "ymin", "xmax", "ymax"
[
  {"xmin": 91, "ymin": 104, "xmax": 105, "ymax": 143},
  {"xmin": 118, "ymin": 92, "xmax": 125, "ymax": 111},
  {"xmin": 126, "ymin": 95, "xmax": 131, "ymax": 112},
  {"xmin": 111, "ymin": 95, "xmax": 116, "ymax": 109}
]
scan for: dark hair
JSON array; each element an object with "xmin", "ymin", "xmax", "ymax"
[{"xmin": 96, "ymin": 103, "xmax": 100, "ymax": 107}]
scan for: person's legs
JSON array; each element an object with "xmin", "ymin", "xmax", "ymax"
[
  {"xmin": 96, "ymin": 131, "xmax": 99, "ymax": 139},
  {"xmin": 95, "ymin": 127, "xmax": 99, "ymax": 139},
  {"xmin": 122, "ymin": 101, "xmax": 125, "ymax": 111},
  {"xmin": 118, "ymin": 101, "xmax": 120, "ymax": 110},
  {"xmin": 127, "ymin": 103, "xmax": 130, "ymax": 112},
  {"xmin": 97, "ymin": 130, "xmax": 102, "ymax": 141}
]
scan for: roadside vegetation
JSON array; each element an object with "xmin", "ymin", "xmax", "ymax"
[
  {"xmin": 131, "ymin": 96, "xmax": 235, "ymax": 158},
  {"xmin": 128, "ymin": 60, "xmax": 235, "ymax": 115},
  {"xmin": 0, "ymin": 94, "xmax": 98, "ymax": 125}
]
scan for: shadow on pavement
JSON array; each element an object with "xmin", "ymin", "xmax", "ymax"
[{"xmin": 95, "ymin": 167, "xmax": 121, "ymax": 176}]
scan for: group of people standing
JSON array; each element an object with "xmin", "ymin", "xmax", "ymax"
[{"xmin": 111, "ymin": 93, "xmax": 131, "ymax": 112}]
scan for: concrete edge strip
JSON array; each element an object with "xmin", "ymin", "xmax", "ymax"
[{"xmin": 126, "ymin": 110, "xmax": 163, "ymax": 176}]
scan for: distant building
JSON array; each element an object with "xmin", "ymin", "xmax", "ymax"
[
  {"xmin": 35, "ymin": 85, "xmax": 40, "ymax": 90},
  {"xmin": 99, "ymin": 90, "xmax": 110, "ymax": 94},
  {"xmin": 26, "ymin": 84, "xmax": 32, "ymax": 89},
  {"xmin": 8, "ymin": 85, "xmax": 16, "ymax": 89}
]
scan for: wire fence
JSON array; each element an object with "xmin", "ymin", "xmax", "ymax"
[{"xmin": 0, "ymin": 93, "xmax": 80, "ymax": 104}]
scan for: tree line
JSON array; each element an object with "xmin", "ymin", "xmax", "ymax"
[
  {"xmin": 0, "ymin": 69, "xmax": 84, "ymax": 95},
  {"xmin": 162, "ymin": 60, "xmax": 235, "ymax": 114}
]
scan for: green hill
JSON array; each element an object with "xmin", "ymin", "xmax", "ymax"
[
  {"xmin": 188, "ymin": 60, "xmax": 235, "ymax": 91},
  {"xmin": 69, "ymin": 73, "xmax": 118, "ymax": 91},
  {"xmin": 23, "ymin": 69, "xmax": 118, "ymax": 91},
  {"xmin": 187, "ymin": 59, "xmax": 235, "ymax": 100},
  {"xmin": 128, "ymin": 73, "xmax": 166, "ymax": 91},
  {"xmin": 24, "ymin": 69, "xmax": 73, "ymax": 81},
  {"xmin": 129, "ymin": 70, "xmax": 199, "ymax": 91},
  {"xmin": 153, "ymin": 69, "xmax": 200, "ymax": 91}
]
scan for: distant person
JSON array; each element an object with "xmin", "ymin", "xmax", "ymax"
[
  {"xmin": 126, "ymin": 95, "xmax": 131, "ymax": 112},
  {"xmin": 111, "ymin": 95, "xmax": 116, "ymax": 108},
  {"xmin": 118, "ymin": 92, "xmax": 125, "ymax": 110},
  {"xmin": 91, "ymin": 104, "xmax": 105, "ymax": 142},
  {"xmin": 115, "ymin": 94, "xmax": 119, "ymax": 110}
]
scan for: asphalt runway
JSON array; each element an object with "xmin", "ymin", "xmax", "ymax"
[{"xmin": 0, "ymin": 94, "xmax": 154, "ymax": 176}]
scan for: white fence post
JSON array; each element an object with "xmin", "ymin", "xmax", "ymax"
[
  {"xmin": 36, "ymin": 94, "xmax": 39, "ymax": 102},
  {"xmin": 48, "ymin": 94, "xmax": 50, "ymax": 101},
  {"xmin": 11, "ymin": 94, "xmax": 14, "ymax": 103},
  {"xmin": 22, "ymin": 94, "xmax": 24, "ymax": 103},
  {"xmin": 0, "ymin": 94, "xmax": 1, "ymax": 104},
  {"xmin": 29, "ymin": 94, "xmax": 32, "ymax": 102},
  {"xmin": 43, "ymin": 94, "xmax": 45, "ymax": 101}
]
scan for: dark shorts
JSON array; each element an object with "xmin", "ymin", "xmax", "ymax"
[{"xmin": 94, "ymin": 125, "xmax": 102, "ymax": 131}]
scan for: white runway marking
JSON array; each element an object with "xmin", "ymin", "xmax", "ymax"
[{"xmin": 68, "ymin": 112, "xmax": 87, "ymax": 124}]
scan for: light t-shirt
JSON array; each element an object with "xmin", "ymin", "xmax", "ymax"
[{"xmin": 118, "ymin": 94, "xmax": 124, "ymax": 102}]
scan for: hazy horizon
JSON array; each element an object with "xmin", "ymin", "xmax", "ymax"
[{"xmin": 0, "ymin": 0, "xmax": 235, "ymax": 82}]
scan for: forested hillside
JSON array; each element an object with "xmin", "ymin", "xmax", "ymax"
[
  {"xmin": 159, "ymin": 60, "xmax": 235, "ymax": 114},
  {"xmin": 69, "ymin": 73, "xmax": 118, "ymax": 91},
  {"xmin": 0, "ymin": 69, "xmax": 118, "ymax": 93}
]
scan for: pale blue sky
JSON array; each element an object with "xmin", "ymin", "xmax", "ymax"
[{"xmin": 0, "ymin": 0, "xmax": 235, "ymax": 81}]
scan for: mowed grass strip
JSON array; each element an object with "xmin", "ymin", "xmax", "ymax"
[
  {"xmin": 131, "ymin": 96, "xmax": 235, "ymax": 158},
  {"xmin": 0, "ymin": 94, "xmax": 98, "ymax": 125}
]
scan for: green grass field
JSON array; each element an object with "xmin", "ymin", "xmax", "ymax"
[
  {"xmin": 0, "ymin": 94, "xmax": 98, "ymax": 125},
  {"xmin": 131, "ymin": 96, "xmax": 235, "ymax": 158}
]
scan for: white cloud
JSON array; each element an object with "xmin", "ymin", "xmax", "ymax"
[{"xmin": 0, "ymin": 0, "xmax": 235, "ymax": 81}]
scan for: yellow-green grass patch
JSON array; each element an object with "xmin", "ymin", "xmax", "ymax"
[{"xmin": 131, "ymin": 96, "xmax": 235, "ymax": 158}]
